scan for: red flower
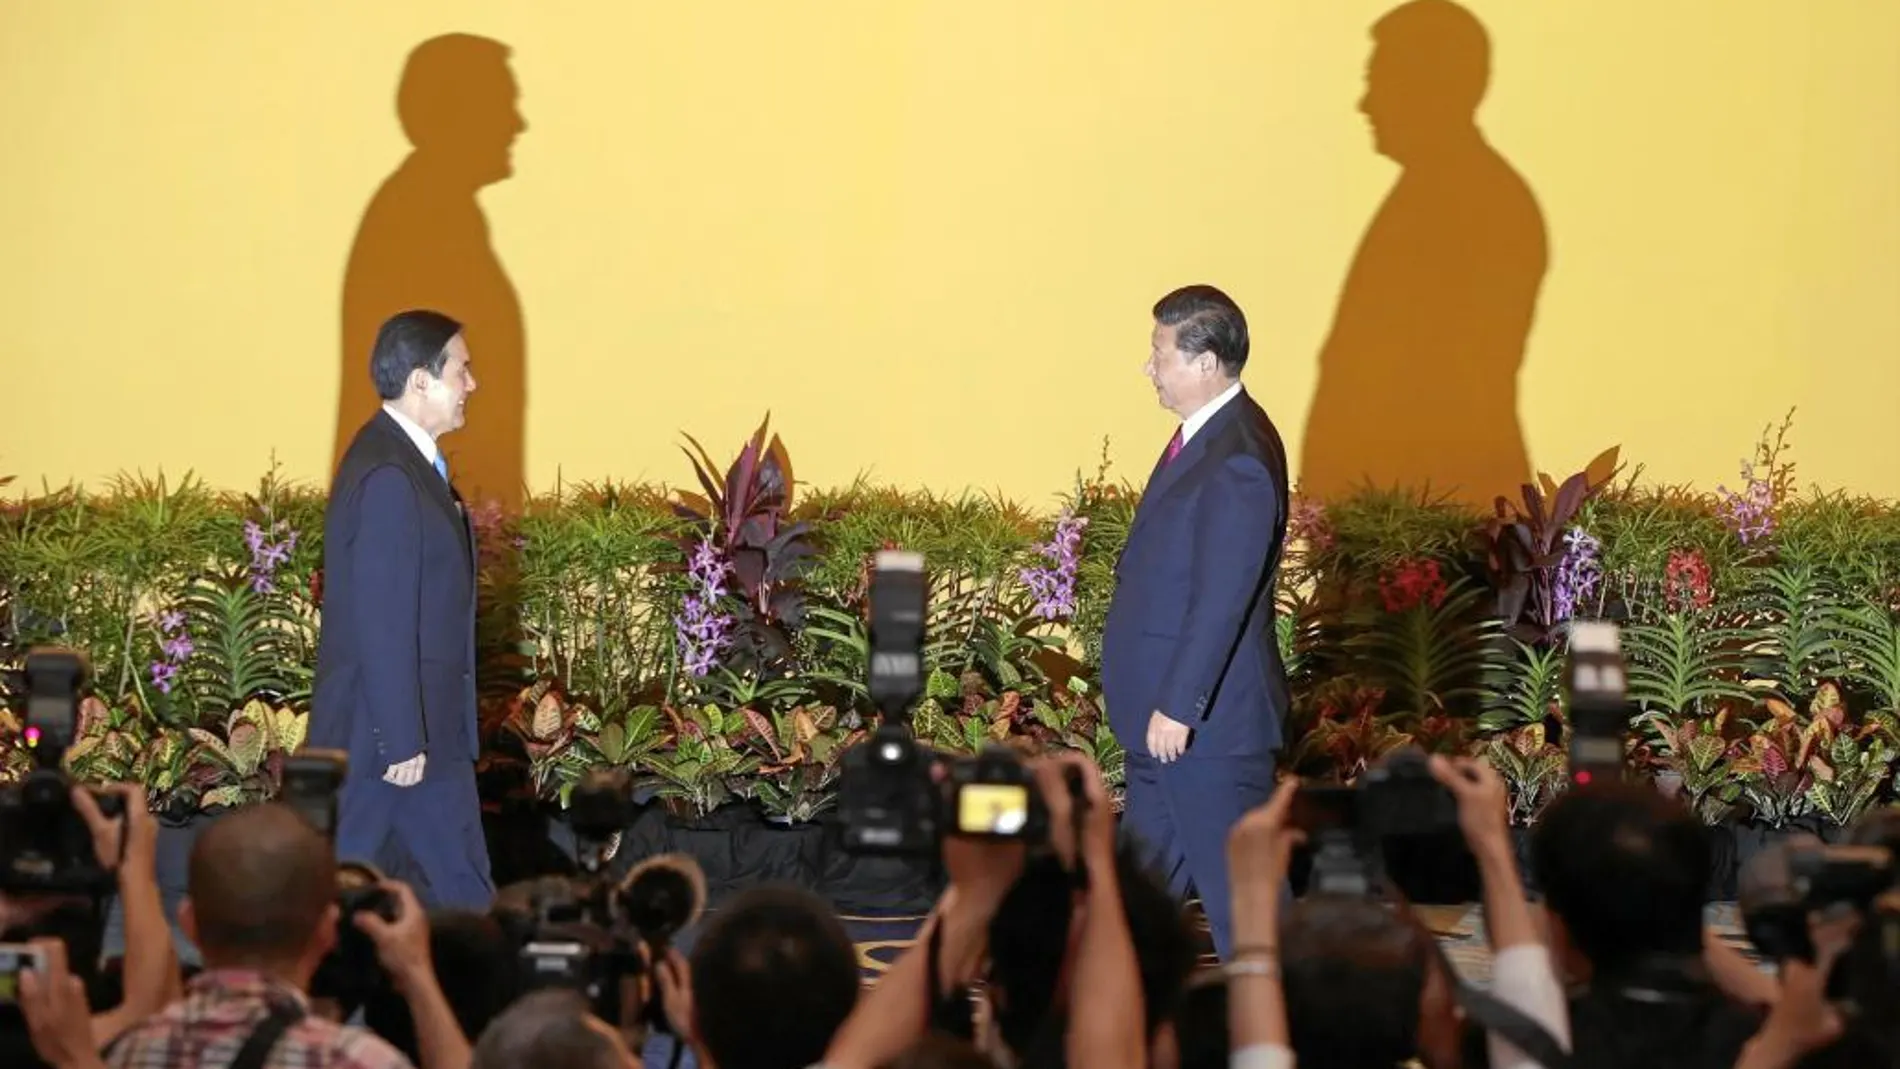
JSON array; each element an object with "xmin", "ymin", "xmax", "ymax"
[
  {"xmin": 309, "ymin": 568, "xmax": 324, "ymax": 608},
  {"xmin": 1379, "ymin": 558, "xmax": 1448, "ymax": 613},
  {"xmin": 1664, "ymin": 549, "xmax": 1713, "ymax": 612}
]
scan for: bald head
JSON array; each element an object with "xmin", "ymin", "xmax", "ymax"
[{"xmin": 186, "ymin": 803, "xmax": 337, "ymax": 968}]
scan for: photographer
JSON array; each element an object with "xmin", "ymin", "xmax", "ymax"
[
  {"xmin": 821, "ymin": 752, "xmax": 1155, "ymax": 1069},
  {"xmin": 1530, "ymin": 781, "xmax": 1764, "ymax": 1069},
  {"xmin": 73, "ymin": 803, "xmax": 469, "ymax": 1069},
  {"xmin": 5, "ymin": 783, "xmax": 180, "ymax": 1064}
]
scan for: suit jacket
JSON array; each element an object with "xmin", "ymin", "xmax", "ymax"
[
  {"xmin": 310, "ymin": 410, "xmax": 480, "ymax": 777},
  {"xmin": 1100, "ymin": 387, "xmax": 1291, "ymax": 759}
]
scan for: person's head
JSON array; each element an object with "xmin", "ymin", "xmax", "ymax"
[
  {"xmin": 1359, "ymin": 0, "xmax": 1490, "ymax": 163},
  {"xmin": 985, "ymin": 840, "xmax": 1198, "ymax": 1063},
  {"xmin": 177, "ymin": 804, "xmax": 338, "ymax": 984},
  {"xmin": 371, "ymin": 309, "xmax": 477, "ymax": 436},
  {"xmin": 397, "ymin": 33, "xmax": 526, "ymax": 185},
  {"xmin": 1146, "ymin": 284, "xmax": 1248, "ymax": 418},
  {"xmin": 1279, "ymin": 895, "xmax": 1454, "ymax": 1069},
  {"xmin": 1532, "ymin": 781, "xmax": 1711, "ymax": 979},
  {"xmin": 686, "ymin": 885, "xmax": 860, "ymax": 1069},
  {"xmin": 470, "ymin": 989, "xmax": 638, "ymax": 1069}
]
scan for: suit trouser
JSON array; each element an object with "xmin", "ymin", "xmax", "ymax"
[
  {"xmin": 1120, "ymin": 749, "xmax": 1279, "ymax": 961},
  {"xmin": 335, "ymin": 759, "xmax": 496, "ymax": 911}
]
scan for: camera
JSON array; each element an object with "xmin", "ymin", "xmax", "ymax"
[
  {"xmin": 1740, "ymin": 840, "xmax": 1896, "ymax": 963},
  {"xmin": 1564, "ymin": 621, "xmax": 1630, "ymax": 787},
  {"xmin": 1292, "ymin": 748, "xmax": 1461, "ymax": 896},
  {"xmin": 507, "ymin": 853, "xmax": 707, "ymax": 1028},
  {"xmin": 310, "ymin": 860, "xmax": 401, "ymax": 1015},
  {"xmin": 0, "ymin": 648, "xmax": 126, "ymax": 895},
  {"xmin": 837, "ymin": 552, "xmax": 1080, "ymax": 858},
  {"xmin": 498, "ymin": 767, "xmax": 706, "ymax": 1028}
]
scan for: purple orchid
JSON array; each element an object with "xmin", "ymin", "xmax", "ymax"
[
  {"xmin": 1715, "ymin": 460, "xmax": 1776, "ymax": 543},
  {"xmin": 1020, "ymin": 510, "xmax": 1089, "ymax": 621},
  {"xmin": 675, "ymin": 537, "xmax": 737, "ymax": 677},
  {"xmin": 1552, "ymin": 526, "xmax": 1602, "ymax": 623}
]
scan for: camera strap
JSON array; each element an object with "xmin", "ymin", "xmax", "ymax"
[
  {"xmin": 1452, "ymin": 984, "xmax": 1574, "ymax": 1069},
  {"xmin": 228, "ymin": 1000, "xmax": 306, "ymax": 1069}
]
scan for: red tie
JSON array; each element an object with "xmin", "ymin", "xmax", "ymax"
[{"xmin": 1163, "ymin": 427, "xmax": 1183, "ymax": 465}]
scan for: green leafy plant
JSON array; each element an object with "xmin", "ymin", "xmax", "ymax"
[
  {"xmin": 1622, "ymin": 611, "xmax": 1752, "ymax": 720},
  {"xmin": 1479, "ymin": 724, "xmax": 1568, "ymax": 825},
  {"xmin": 744, "ymin": 704, "xmax": 863, "ymax": 822},
  {"xmin": 1741, "ymin": 558, "xmax": 1846, "ymax": 703},
  {"xmin": 643, "ymin": 704, "xmax": 764, "ymax": 817},
  {"xmin": 1346, "ymin": 567, "xmax": 1499, "ymax": 721},
  {"xmin": 1632, "ymin": 707, "xmax": 1742, "ymax": 824},
  {"xmin": 1837, "ymin": 596, "xmax": 1900, "ymax": 715},
  {"xmin": 1477, "ymin": 638, "xmax": 1564, "ymax": 734}
]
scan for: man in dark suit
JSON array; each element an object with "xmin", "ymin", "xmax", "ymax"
[
  {"xmin": 1100, "ymin": 284, "xmax": 1290, "ymax": 960},
  {"xmin": 311, "ymin": 308, "xmax": 495, "ymax": 909}
]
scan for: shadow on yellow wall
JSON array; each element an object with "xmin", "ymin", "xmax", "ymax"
[
  {"xmin": 334, "ymin": 33, "xmax": 529, "ymax": 512},
  {"xmin": 1300, "ymin": 0, "xmax": 1565, "ymax": 509}
]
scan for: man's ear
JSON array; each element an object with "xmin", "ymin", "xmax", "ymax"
[
  {"xmin": 313, "ymin": 902, "xmax": 340, "ymax": 958},
  {"xmin": 178, "ymin": 897, "xmax": 199, "ymax": 948}
]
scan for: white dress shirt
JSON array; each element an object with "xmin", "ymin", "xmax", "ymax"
[
  {"xmin": 381, "ymin": 402, "xmax": 441, "ymax": 469},
  {"xmin": 1179, "ymin": 380, "xmax": 1243, "ymax": 445}
]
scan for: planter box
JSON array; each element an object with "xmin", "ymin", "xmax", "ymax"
[{"xmin": 539, "ymin": 801, "xmax": 942, "ymax": 915}]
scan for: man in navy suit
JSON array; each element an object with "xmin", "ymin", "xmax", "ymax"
[
  {"xmin": 1100, "ymin": 284, "xmax": 1290, "ymax": 960},
  {"xmin": 311, "ymin": 308, "xmax": 495, "ymax": 909}
]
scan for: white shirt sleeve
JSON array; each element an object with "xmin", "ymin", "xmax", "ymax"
[
  {"xmin": 1485, "ymin": 942, "xmax": 1571, "ymax": 1069},
  {"xmin": 1230, "ymin": 1043, "xmax": 1296, "ymax": 1069}
]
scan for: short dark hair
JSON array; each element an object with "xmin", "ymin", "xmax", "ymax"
[
  {"xmin": 985, "ymin": 839, "xmax": 1198, "ymax": 1056},
  {"xmin": 1532, "ymin": 781, "xmax": 1711, "ymax": 974},
  {"xmin": 470, "ymin": 989, "xmax": 625, "ymax": 1069},
  {"xmin": 1280, "ymin": 895, "xmax": 1432, "ymax": 1069},
  {"xmin": 1153, "ymin": 284, "xmax": 1249, "ymax": 376},
  {"xmin": 370, "ymin": 309, "xmax": 463, "ymax": 401},
  {"xmin": 689, "ymin": 885, "xmax": 860, "ymax": 1069},
  {"xmin": 186, "ymin": 804, "xmax": 337, "ymax": 968}
]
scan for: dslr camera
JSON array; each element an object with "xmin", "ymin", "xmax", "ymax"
[
  {"xmin": 836, "ymin": 552, "xmax": 1079, "ymax": 858},
  {"xmin": 1291, "ymin": 747, "xmax": 1461, "ymax": 896},
  {"xmin": 0, "ymin": 648, "xmax": 126, "ymax": 895},
  {"xmin": 505, "ymin": 767, "xmax": 706, "ymax": 1029}
]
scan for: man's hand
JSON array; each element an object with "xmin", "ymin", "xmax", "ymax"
[
  {"xmin": 355, "ymin": 880, "xmax": 433, "ymax": 991},
  {"xmin": 17, "ymin": 937, "xmax": 104, "ymax": 1069},
  {"xmin": 1427, "ymin": 755, "xmax": 1511, "ymax": 858},
  {"xmin": 383, "ymin": 754, "xmax": 426, "ymax": 787},
  {"xmin": 1147, "ymin": 711, "xmax": 1190, "ymax": 763},
  {"xmin": 72, "ymin": 783, "xmax": 156, "ymax": 877}
]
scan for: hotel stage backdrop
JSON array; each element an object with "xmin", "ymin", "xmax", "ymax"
[{"xmin": 2, "ymin": 0, "xmax": 1896, "ymax": 507}]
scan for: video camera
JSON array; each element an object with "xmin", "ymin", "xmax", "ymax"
[
  {"xmin": 836, "ymin": 551, "xmax": 1084, "ymax": 861},
  {"xmin": 504, "ymin": 767, "xmax": 706, "ymax": 1029},
  {"xmin": 0, "ymin": 648, "xmax": 125, "ymax": 896},
  {"xmin": 1290, "ymin": 748, "xmax": 1462, "ymax": 896},
  {"xmin": 1563, "ymin": 621, "xmax": 1630, "ymax": 786}
]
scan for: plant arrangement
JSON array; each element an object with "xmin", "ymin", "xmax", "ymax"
[{"xmin": 1, "ymin": 410, "xmax": 1897, "ymax": 862}]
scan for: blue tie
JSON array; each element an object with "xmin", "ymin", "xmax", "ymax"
[{"xmin": 433, "ymin": 453, "xmax": 449, "ymax": 483}]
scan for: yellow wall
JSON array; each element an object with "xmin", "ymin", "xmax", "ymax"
[{"xmin": 3, "ymin": 1, "xmax": 1896, "ymax": 510}]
